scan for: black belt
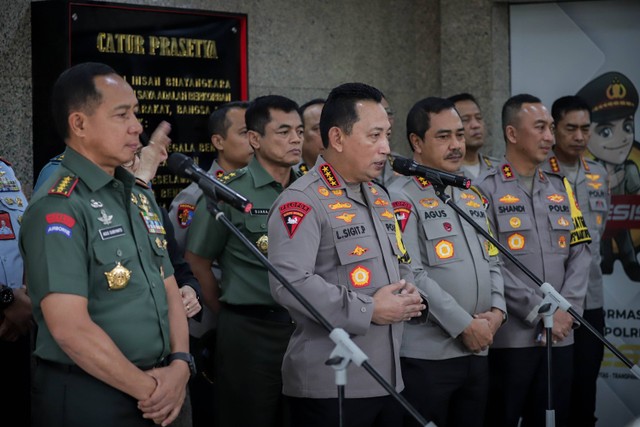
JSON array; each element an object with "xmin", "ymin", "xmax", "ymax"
[
  {"xmin": 222, "ymin": 303, "xmax": 294, "ymax": 324},
  {"xmin": 36, "ymin": 357, "xmax": 160, "ymax": 374}
]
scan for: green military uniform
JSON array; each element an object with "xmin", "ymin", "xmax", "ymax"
[
  {"xmin": 20, "ymin": 147, "xmax": 174, "ymax": 427},
  {"xmin": 186, "ymin": 156, "xmax": 296, "ymax": 427}
]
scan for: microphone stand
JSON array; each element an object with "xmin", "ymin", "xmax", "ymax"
[
  {"xmin": 428, "ymin": 180, "xmax": 640, "ymax": 427},
  {"xmin": 203, "ymin": 195, "xmax": 436, "ymax": 427}
]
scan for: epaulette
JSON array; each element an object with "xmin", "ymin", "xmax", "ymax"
[
  {"xmin": 48, "ymin": 175, "xmax": 79, "ymax": 197},
  {"xmin": 218, "ymin": 167, "xmax": 247, "ymax": 184},
  {"xmin": 482, "ymin": 154, "xmax": 500, "ymax": 169},
  {"xmin": 500, "ymin": 164, "xmax": 517, "ymax": 181},
  {"xmin": 547, "ymin": 156, "xmax": 561, "ymax": 173},
  {"xmin": 412, "ymin": 175, "xmax": 432, "ymax": 189},
  {"xmin": 135, "ymin": 177, "xmax": 150, "ymax": 189},
  {"xmin": 318, "ymin": 162, "xmax": 342, "ymax": 188},
  {"xmin": 50, "ymin": 153, "xmax": 65, "ymax": 163},
  {"xmin": 581, "ymin": 156, "xmax": 602, "ymax": 171}
]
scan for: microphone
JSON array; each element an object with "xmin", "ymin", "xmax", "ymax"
[
  {"xmin": 391, "ymin": 156, "xmax": 471, "ymax": 189},
  {"xmin": 167, "ymin": 153, "xmax": 253, "ymax": 213}
]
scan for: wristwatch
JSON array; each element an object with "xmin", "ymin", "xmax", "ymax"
[
  {"xmin": 166, "ymin": 352, "xmax": 197, "ymax": 377},
  {"xmin": 0, "ymin": 285, "xmax": 15, "ymax": 311}
]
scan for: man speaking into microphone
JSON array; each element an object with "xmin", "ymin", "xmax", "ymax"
[{"xmin": 388, "ymin": 96, "xmax": 506, "ymax": 427}]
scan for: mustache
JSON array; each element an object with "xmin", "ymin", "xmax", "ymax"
[{"xmin": 445, "ymin": 149, "xmax": 464, "ymax": 160}]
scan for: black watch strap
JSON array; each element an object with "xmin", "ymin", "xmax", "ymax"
[
  {"xmin": 0, "ymin": 285, "xmax": 15, "ymax": 310},
  {"xmin": 166, "ymin": 352, "xmax": 197, "ymax": 377}
]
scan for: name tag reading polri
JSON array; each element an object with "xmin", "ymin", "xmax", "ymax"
[{"xmin": 140, "ymin": 210, "xmax": 165, "ymax": 234}]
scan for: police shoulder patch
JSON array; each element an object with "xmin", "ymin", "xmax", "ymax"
[
  {"xmin": 279, "ymin": 201, "xmax": 312, "ymax": 238},
  {"xmin": 48, "ymin": 176, "xmax": 79, "ymax": 197}
]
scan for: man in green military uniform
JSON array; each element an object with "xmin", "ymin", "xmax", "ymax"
[
  {"xmin": 185, "ymin": 95, "xmax": 303, "ymax": 427},
  {"xmin": 20, "ymin": 62, "xmax": 191, "ymax": 427}
]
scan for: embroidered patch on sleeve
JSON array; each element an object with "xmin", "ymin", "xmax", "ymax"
[
  {"xmin": 45, "ymin": 212, "xmax": 76, "ymax": 238},
  {"xmin": 392, "ymin": 201, "xmax": 412, "ymax": 233},
  {"xmin": 279, "ymin": 201, "xmax": 312, "ymax": 238},
  {"xmin": 177, "ymin": 203, "xmax": 195, "ymax": 228}
]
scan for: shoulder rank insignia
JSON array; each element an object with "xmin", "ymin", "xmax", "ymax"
[
  {"xmin": 48, "ymin": 176, "xmax": 79, "ymax": 197},
  {"xmin": 580, "ymin": 156, "xmax": 590, "ymax": 172},
  {"xmin": 215, "ymin": 169, "xmax": 224, "ymax": 179},
  {"xmin": 219, "ymin": 168, "xmax": 246, "ymax": 184},
  {"xmin": 501, "ymin": 164, "xmax": 515, "ymax": 181},
  {"xmin": 413, "ymin": 176, "xmax": 431, "ymax": 189},
  {"xmin": 548, "ymin": 156, "xmax": 560, "ymax": 173},
  {"xmin": 319, "ymin": 163, "xmax": 341, "ymax": 188}
]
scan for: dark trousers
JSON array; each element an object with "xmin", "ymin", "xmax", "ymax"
[
  {"xmin": 31, "ymin": 360, "xmax": 154, "ymax": 427},
  {"xmin": 287, "ymin": 395, "xmax": 403, "ymax": 427},
  {"xmin": 401, "ymin": 355, "xmax": 489, "ymax": 427},
  {"xmin": 214, "ymin": 305, "xmax": 295, "ymax": 427},
  {"xmin": 569, "ymin": 308, "xmax": 605, "ymax": 427},
  {"xmin": 486, "ymin": 346, "xmax": 574, "ymax": 427},
  {"xmin": 1, "ymin": 334, "xmax": 31, "ymax": 427}
]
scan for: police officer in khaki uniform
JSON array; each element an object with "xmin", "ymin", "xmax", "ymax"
[
  {"xmin": 542, "ymin": 95, "xmax": 609, "ymax": 427},
  {"xmin": 20, "ymin": 62, "xmax": 191, "ymax": 427},
  {"xmin": 268, "ymin": 83, "xmax": 426, "ymax": 427},
  {"xmin": 476, "ymin": 94, "xmax": 592, "ymax": 427},
  {"xmin": 0, "ymin": 157, "xmax": 33, "ymax": 427},
  {"xmin": 388, "ymin": 97, "xmax": 506, "ymax": 427},
  {"xmin": 185, "ymin": 95, "xmax": 302, "ymax": 427},
  {"xmin": 448, "ymin": 93, "xmax": 500, "ymax": 182}
]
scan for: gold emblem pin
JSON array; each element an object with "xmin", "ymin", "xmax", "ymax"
[
  {"xmin": 256, "ymin": 235, "xmax": 269, "ymax": 254},
  {"xmin": 138, "ymin": 193, "xmax": 150, "ymax": 213},
  {"xmin": 105, "ymin": 262, "xmax": 131, "ymax": 290}
]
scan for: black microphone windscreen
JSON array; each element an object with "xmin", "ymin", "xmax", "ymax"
[
  {"xmin": 391, "ymin": 157, "xmax": 414, "ymax": 175},
  {"xmin": 167, "ymin": 153, "xmax": 193, "ymax": 176}
]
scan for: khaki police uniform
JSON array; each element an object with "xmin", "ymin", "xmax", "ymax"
[
  {"xmin": 19, "ymin": 147, "xmax": 174, "ymax": 427},
  {"xmin": 476, "ymin": 160, "xmax": 592, "ymax": 426},
  {"xmin": 461, "ymin": 153, "xmax": 499, "ymax": 182},
  {"xmin": 388, "ymin": 175, "xmax": 505, "ymax": 426},
  {"xmin": 186, "ymin": 156, "xmax": 296, "ymax": 427},
  {"xmin": 541, "ymin": 154, "xmax": 610, "ymax": 427},
  {"xmin": 0, "ymin": 157, "xmax": 30, "ymax": 426},
  {"xmin": 268, "ymin": 156, "xmax": 414, "ymax": 399},
  {"xmin": 292, "ymin": 160, "xmax": 311, "ymax": 177},
  {"xmin": 541, "ymin": 155, "xmax": 609, "ymax": 310}
]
